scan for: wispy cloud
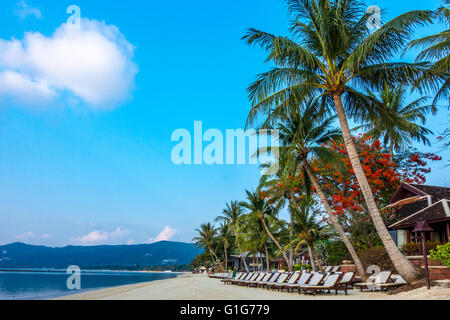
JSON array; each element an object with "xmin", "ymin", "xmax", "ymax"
[
  {"xmin": 0, "ymin": 18, "xmax": 137, "ymax": 109},
  {"xmin": 70, "ymin": 227, "xmax": 130, "ymax": 245},
  {"xmin": 16, "ymin": 232, "xmax": 35, "ymax": 240},
  {"xmin": 147, "ymin": 226, "xmax": 178, "ymax": 243},
  {"xmin": 15, "ymin": 1, "xmax": 42, "ymax": 20}
]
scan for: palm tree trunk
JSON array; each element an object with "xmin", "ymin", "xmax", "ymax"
[
  {"xmin": 233, "ymin": 226, "xmax": 249, "ymax": 272},
  {"xmin": 264, "ymin": 241, "xmax": 270, "ymax": 271},
  {"xmin": 288, "ymin": 201, "xmax": 295, "ymax": 271},
  {"xmin": 389, "ymin": 140, "xmax": 394, "ymax": 161},
  {"xmin": 224, "ymin": 242, "xmax": 228, "ymax": 271},
  {"xmin": 259, "ymin": 216, "xmax": 292, "ymax": 271},
  {"xmin": 333, "ymin": 94, "xmax": 422, "ymax": 283},
  {"xmin": 303, "ymin": 161, "xmax": 368, "ymax": 281},
  {"xmin": 209, "ymin": 246, "xmax": 224, "ymax": 272},
  {"xmin": 311, "ymin": 245, "xmax": 323, "ymax": 272},
  {"xmin": 307, "ymin": 245, "xmax": 316, "ymax": 272}
]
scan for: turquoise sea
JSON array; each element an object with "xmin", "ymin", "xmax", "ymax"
[{"xmin": 0, "ymin": 269, "xmax": 179, "ymax": 300}]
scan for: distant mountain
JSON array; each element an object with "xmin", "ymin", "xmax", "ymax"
[{"xmin": 0, "ymin": 241, "xmax": 202, "ymax": 269}]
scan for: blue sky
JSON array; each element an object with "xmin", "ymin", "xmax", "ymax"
[{"xmin": 0, "ymin": 0, "xmax": 448, "ymax": 247}]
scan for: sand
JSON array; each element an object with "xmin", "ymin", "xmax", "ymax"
[{"xmin": 54, "ymin": 273, "xmax": 450, "ymax": 300}]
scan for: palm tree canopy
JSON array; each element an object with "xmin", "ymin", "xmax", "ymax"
[
  {"xmin": 192, "ymin": 222, "xmax": 217, "ymax": 250},
  {"xmin": 353, "ymin": 84, "xmax": 435, "ymax": 151},
  {"xmin": 242, "ymin": 0, "xmax": 435, "ymax": 127}
]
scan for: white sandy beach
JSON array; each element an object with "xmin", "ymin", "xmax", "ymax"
[{"xmin": 55, "ymin": 273, "xmax": 450, "ymax": 300}]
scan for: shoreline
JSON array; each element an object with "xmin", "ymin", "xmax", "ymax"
[{"xmin": 54, "ymin": 273, "xmax": 450, "ymax": 300}]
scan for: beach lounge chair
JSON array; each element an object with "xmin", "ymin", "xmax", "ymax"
[
  {"xmin": 271, "ymin": 271, "xmax": 301, "ymax": 291},
  {"xmin": 296, "ymin": 272, "xmax": 325, "ymax": 294},
  {"xmin": 331, "ymin": 266, "xmax": 340, "ymax": 273},
  {"xmin": 231, "ymin": 272, "xmax": 251, "ymax": 285},
  {"xmin": 299, "ymin": 274, "xmax": 343, "ymax": 295},
  {"xmin": 354, "ymin": 271, "xmax": 392, "ymax": 291},
  {"xmin": 337, "ymin": 272, "xmax": 355, "ymax": 290},
  {"xmin": 282, "ymin": 272, "xmax": 313, "ymax": 293},
  {"xmin": 242, "ymin": 273, "xmax": 265, "ymax": 286},
  {"xmin": 324, "ymin": 266, "xmax": 332, "ymax": 273},
  {"xmin": 252, "ymin": 272, "xmax": 274, "ymax": 287},
  {"xmin": 378, "ymin": 274, "xmax": 407, "ymax": 290},
  {"xmin": 237, "ymin": 272, "xmax": 259, "ymax": 286},
  {"xmin": 222, "ymin": 272, "xmax": 242, "ymax": 284},
  {"xmin": 266, "ymin": 272, "xmax": 291, "ymax": 290},
  {"xmin": 257, "ymin": 272, "xmax": 280, "ymax": 288}
]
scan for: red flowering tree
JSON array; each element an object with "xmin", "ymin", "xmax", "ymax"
[{"xmin": 309, "ymin": 134, "xmax": 442, "ymax": 251}]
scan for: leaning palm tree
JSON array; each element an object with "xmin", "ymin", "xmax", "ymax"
[
  {"xmin": 243, "ymin": 0, "xmax": 429, "ymax": 282},
  {"xmin": 259, "ymin": 150, "xmax": 301, "ymax": 269},
  {"xmin": 216, "ymin": 201, "xmax": 249, "ymax": 271},
  {"xmin": 353, "ymin": 83, "xmax": 434, "ymax": 158},
  {"xmin": 240, "ymin": 189, "xmax": 292, "ymax": 271},
  {"xmin": 271, "ymin": 99, "xmax": 368, "ymax": 280},
  {"xmin": 192, "ymin": 223, "xmax": 223, "ymax": 271},
  {"xmin": 216, "ymin": 222, "xmax": 233, "ymax": 270}
]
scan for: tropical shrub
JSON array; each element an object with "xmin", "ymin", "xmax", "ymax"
[
  {"xmin": 294, "ymin": 264, "xmax": 312, "ymax": 271},
  {"xmin": 429, "ymin": 242, "xmax": 450, "ymax": 267},
  {"xmin": 359, "ymin": 247, "xmax": 395, "ymax": 271},
  {"xmin": 325, "ymin": 241, "xmax": 350, "ymax": 266},
  {"xmin": 401, "ymin": 241, "xmax": 441, "ymax": 256}
]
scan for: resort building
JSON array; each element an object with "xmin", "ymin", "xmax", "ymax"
[{"xmin": 387, "ymin": 183, "xmax": 450, "ymax": 247}]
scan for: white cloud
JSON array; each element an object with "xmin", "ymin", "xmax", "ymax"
[
  {"xmin": 15, "ymin": 1, "xmax": 42, "ymax": 20},
  {"xmin": 110, "ymin": 227, "xmax": 130, "ymax": 239},
  {"xmin": 147, "ymin": 226, "xmax": 178, "ymax": 243},
  {"xmin": 71, "ymin": 230, "xmax": 109, "ymax": 245},
  {"xmin": 16, "ymin": 232, "xmax": 35, "ymax": 240},
  {"xmin": 0, "ymin": 18, "xmax": 137, "ymax": 109},
  {"xmin": 70, "ymin": 227, "xmax": 130, "ymax": 245}
]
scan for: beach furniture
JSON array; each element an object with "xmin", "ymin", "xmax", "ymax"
[
  {"xmin": 252, "ymin": 272, "xmax": 275, "ymax": 287},
  {"xmin": 236, "ymin": 272, "xmax": 258, "ymax": 286},
  {"xmin": 324, "ymin": 266, "xmax": 332, "ymax": 273},
  {"xmin": 222, "ymin": 272, "xmax": 242, "ymax": 284},
  {"xmin": 378, "ymin": 274, "xmax": 407, "ymax": 290},
  {"xmin": 354, "ymin": 271, "xmax": 392, "ymax": 291},
  {"xmin": 271, "ymin": 271, "xmax": 301, "ymax": 291},
  {"xmin": 282, "ymin": 272, "xmax": 313, "ymax": 293},
  {"xmin": 337, "ymin": 272, "xmax": 355, "ymax": 289},
  {"xmin": 257, "ymin": 272, "xmax": 280, "ymax": 288},
  {"xmin": 242, "ymin": 273, "xmax": 265, "ymax": 286},
  {"xmin": 231, "ymin": 272, "xmax": 251, "ymax": 284},
  {"xmin": 299, "ymin": 274, "xmax": 343, "ymax": 295},
  {"xmin": 331, "ymin": 266, "xmax": 340, "ymax": 273},
  {"xmin": 296, "ymin": 272, "xmax": 326, "ymax": 294},
  {"xmin": 266, "ymin": 272, "xmax": 290, "ymax": 290}
]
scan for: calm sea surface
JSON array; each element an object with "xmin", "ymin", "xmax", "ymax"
[{"xmin": 0, "ymin": 269, "xmax": 180, "ymax": 300}]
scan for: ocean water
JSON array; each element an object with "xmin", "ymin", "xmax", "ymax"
[{"xmin": 0, "ymin": 269, "xmax": 180, "ymax": 300}]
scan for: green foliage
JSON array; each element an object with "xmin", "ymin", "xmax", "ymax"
[
  {"xmin": 429, "ymin": 242, "xmax": 450, "ymax": 267},
  {"xmin": 359, "ymin": 247, "xmax": 395, "ymax": 271},
  {"xmin": 294, "ymin": 264, "xmax": 312, "ymax": 271},
  {"xmin": 401, "ymin": 241, "xmax": 441, "ymax": 256},
  {"xmin": 325, "ymin": 241, "xmax": 350, "ymax": 266}
]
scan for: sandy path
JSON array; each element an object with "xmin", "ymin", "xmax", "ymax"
[{"xmin": 54, "ymin": 274, "xmax": 450, "ymax": 300}]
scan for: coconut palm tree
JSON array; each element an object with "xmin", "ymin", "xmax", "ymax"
[
  {"xmin": 243, "ymin": 0, "xmax": 429, "ymax": 282},
  {"xmin": 192, "ymin": 223, "xmax": 223, "ymax": 271},
  {"xmin": 284, "ymin": 199, "xmax": 325, "ymax": 272},
  {"xmin": 240, "ymin": 189, "xmax": 292, "ymax": 271},
  {"xmin": 215, "ymin": 201, "xmax": 249, "ymax": 271},
  {"xmin": 259, "ymin": 150, "xmax": 301, "ymax": 269},
  {"xmin": 216, "ymin": 222, "xmax": 233, "ymax": 270},
  {"xmin": 353, "ymin": 83, "xmax": 435, "ymax": 158},
  {"xmin": 271, "ymin": 99, "xmax": 368, "ymax": 280}
]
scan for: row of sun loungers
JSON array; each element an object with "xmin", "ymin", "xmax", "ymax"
[{"xmin": 220, "ymin": 270, "xmax": 406, "ymax": 295}]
